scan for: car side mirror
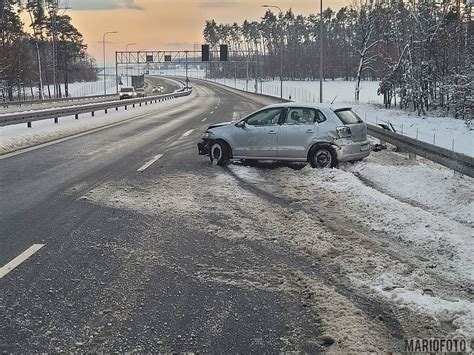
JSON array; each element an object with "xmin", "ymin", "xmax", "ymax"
[{"xmin": 235, "ymin": 121, "xmax": 246, "ymax": 128}]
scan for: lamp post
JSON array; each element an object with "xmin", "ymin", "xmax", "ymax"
[
  {"xmin": 103, "ymin": 31, "xmax": 117, "ymax": 95},
  {"xmin": 262, "ymin": 5, "xmax": 284, "ymax": 98},
  {"xmin": 319, "ymin": 0, "xmax": 324, "ymax": 103},
  {"xmin": 125, "ymin": 43, "xmax": 136, "ymax": 86}
]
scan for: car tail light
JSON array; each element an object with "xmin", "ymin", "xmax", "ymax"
[{"xmin": 336, "ymin": 126, "xmax": 352, "ymax": 138}]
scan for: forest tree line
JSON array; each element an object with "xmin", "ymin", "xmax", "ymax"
[
  {"xmin": 1, "ymin": 0, "xmax": 97, "ymax": 101},
  {"xmin": 203, "ymin": 1, "xmax": 473, "ymax": 119}
]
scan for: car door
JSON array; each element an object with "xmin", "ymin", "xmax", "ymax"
[
  {"xmin": 233, "ymin": 107, "xmax": 284, "ymax": 158},
  {"xmin": 277, "ymin": 107, "xmax": 327, "ymax": 159}
]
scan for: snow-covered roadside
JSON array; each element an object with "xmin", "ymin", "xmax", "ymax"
[
  {"xmin": 0, "ymin": 91, "xmax": 196, "ymax": 155},
  {"xmin": 342, "ymin": 151, "xmax": 473, "ymax": 226},
  {"xmin": 228, "ymin": 157, "xmax": 473, "ymax": 338}
]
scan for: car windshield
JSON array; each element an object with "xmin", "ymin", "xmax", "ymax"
[
  {"xmin": 120, "ymin": 88, "xmax": 134, "ymax": 93},
  {"xmin": 334, "ymin": 109, "xmax": 363, "ymax": 124}
]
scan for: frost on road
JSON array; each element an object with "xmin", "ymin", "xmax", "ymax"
[{"xmin": 75, "ymin": 149, "xmax": 473, "ymax": 352}]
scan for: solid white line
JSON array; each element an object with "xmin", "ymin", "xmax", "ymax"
[
  {"xmin": 202, "ymin": 117, "xmax": 207, "ymax": 122},
  {"xmin": 182, "ymin": 129, "xmax": 194, "ymax": 137},
  {"xmin": 0, "ymin": 244, "xmax": 45, "ymax": 279},
  {"xmin": 137, "ymin": 154, "xmax": 163, "ymax": 172}
]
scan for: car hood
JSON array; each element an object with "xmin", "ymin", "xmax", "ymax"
[{"xmin": 208, "ymin": 122, "xmax": 233, "ymax": 129}]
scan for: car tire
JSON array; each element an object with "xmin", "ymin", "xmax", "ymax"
[
  {"xmin": 309, "ymin": 145, "xmax": 337, "ymax": 169},
  {"xmin": 209, "ymin": 140, "xmax": 230, "ymax": 167}
]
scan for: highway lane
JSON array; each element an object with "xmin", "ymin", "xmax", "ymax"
[
  {"xmin": 1, "ymin": 80, "xmax": 319, "ymax": 352},
  {"xmin": 0, "ymin": 80, "xmax": 442, "ymax": 352}
]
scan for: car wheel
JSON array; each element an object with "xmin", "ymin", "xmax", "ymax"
[
  {"xmin": 209, "ymin": 141, "xmax": 230, "ymax": 166},
  {"xmin": 309, "ymin": 145, "xmax": 337, "ymax": 169}
]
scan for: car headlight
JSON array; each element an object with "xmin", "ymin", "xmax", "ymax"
[{"xmin": 202, "ymin": 130, "xmax": 214, "ymax": 139}]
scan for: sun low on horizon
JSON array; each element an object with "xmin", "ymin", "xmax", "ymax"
[{"xmin": 66, "ymin": 0, "xmax": 349, "ymax": 64}]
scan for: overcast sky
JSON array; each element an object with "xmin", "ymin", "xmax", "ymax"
[{"xmin": 65, "ymin": 0, "xmax": 349, "ymax": 64}]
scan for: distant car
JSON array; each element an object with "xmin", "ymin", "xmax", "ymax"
[
  {"xmin": 135, "ymin": 88, "xmax": 147, "ymax": 97},
  {"xmin": 119, "ymin": 86, "xmax": 136, "ymax": 100},
  {"xmin": 152, "ymin": 85, "xmax": 164, "ymax": 94},
  {"xmin": 198, "ymin": 103, "xmax": 371, "ymax": 168}
]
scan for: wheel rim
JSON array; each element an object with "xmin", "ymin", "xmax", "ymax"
[
  {"xmin": 315, "ymin": 149, "xmax": 332, "ymax": 168},
  {"xmin": 210, "ymin": 143, "xmax": 222, "ymax": 163}
]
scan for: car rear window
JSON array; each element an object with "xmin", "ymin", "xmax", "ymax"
[
  {"xmin": 334, "ymin": 109, "xmax": 363, "ymax": 124},
  {"xmin": 120, "ymin": 88, "xmax": 134, "ymax": 93}
]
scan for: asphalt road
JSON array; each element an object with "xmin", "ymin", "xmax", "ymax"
[{"xmin": 0, "ymin": 79, "xmax": 443, "ymax": 352}]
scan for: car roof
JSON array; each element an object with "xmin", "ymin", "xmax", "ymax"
[{"xmin": 264, "ymin": 102, "xmax": 351, "ymax": 112}]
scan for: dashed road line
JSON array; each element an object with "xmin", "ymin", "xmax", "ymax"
[
  {"xmin": 137, "ymin": 154, "xmax": 163, "ymax": 172},
  {"xmin": 202, "ymin": 117, "xmax": 207, "ymax": 122},
  {"xmin": 0, "ymin": 244, "xmax": 45, "ymax": 279},
  {"xmin": 182, "ymin": 129, "xmax": 194, "ymax": 137},
  {"xmin": 210, "ymin": 111, "xmax": 214, "ymax": 114}
]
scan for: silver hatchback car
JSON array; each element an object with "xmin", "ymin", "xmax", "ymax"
[{"xmin": 197, "ymin": 103, "xmax": 371, "ymax": 168}]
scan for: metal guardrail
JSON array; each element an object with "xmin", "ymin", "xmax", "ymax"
[
  {"xmin": 367, "ymin": 124, "xmax": 474, "ymax": 177},
  {"xmin": 192, "ymin": 78, "xmax": 474, "ymax": 177},
  {"xmin": 0, "ymin": 89, "xmax": 193, "ymax": 128},
  {"xmin": 1, "ymin": 94, "xmax": 117, "ymax": 109}
]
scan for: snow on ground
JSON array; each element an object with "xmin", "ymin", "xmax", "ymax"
[
  {"xmin": 343, "ymin": 151, "xmax": 473, "ymax": 226},
  {"xmin": 0, "ymin": 91, "xmax": 196, "ymax": 155},
  {"xmin": 16, "ymin": 79, "xmax": 117, "ymax": 101}
]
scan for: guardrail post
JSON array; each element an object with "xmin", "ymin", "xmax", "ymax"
[
  {"xmin": 105, "ymin": 109, "xmax": 108, "ymax": 114},
  {"xmin": 92, "ymin": 111, "xmax": 95, "ymax": 117},
  {"xmin": 27, "ymin": 122, "xmax": 31, "ymax": 128},
  {"xmin": 54, "ymin": 117, "xmax": 58, "ymax": 124},
  {"xmin": 409, "ymin": 152, "xmax": 416, "ymax": 161},
  {"xmin": 75, "ymin": 114, "xmax": 79, "ymax": 120},
  {"xmin": 116, "ymin": 107, "xmax": 118, "ymax": 111},
  {"xmin": 125, "ymin": 105, "xmax": 127, "ymax": 110},
  {"xmin": 133, "ymin": 104, "xmax": 136, "ymax": 108}
]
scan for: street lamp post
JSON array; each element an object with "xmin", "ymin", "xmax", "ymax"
[
  {"xmin": 103, "ymin": 31, "xmax": 117, "ymax": 95},
  {"xmin": 262, "ymin": 5, "xmax": 284, "ymax": 98},
  {"xmin": 125, "ymin": 43, "xmax": 137, "ymax": 86},
  {"xmin": 319, "ymin": 0, "xmax": 324, "ymax": 103}
]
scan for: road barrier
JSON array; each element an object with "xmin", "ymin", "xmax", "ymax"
[
  {"xmin": 189, "ymin": 77, "xmax": 474, "ymax": 178},
  {"xmin": 1, "ymin": 94, "xmax": 118, "ymax": 109},
  {"xmin": 0, "ymin": 89, "xmax": 193, "ymax": 128}
]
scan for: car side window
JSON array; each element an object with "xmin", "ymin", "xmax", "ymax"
[
  {"xmin": 286, "ymin": 108, "xmax": 326, "ymax": 125},
  {"xmin": 314, "ymin": 110, "xmax": 327, "ymax": 123},
  {"xmin": 246, "ymin": 108, "xmax": 282, "ymax": 126}
]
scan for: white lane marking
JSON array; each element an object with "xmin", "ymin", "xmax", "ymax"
[
  {"xmin": 0, "ymin": 244, "xmax": 45, "ymax": 279},
  {"xmin": 210, "ymin": 111, "xmax": 214, "ymax": 114},
  {"xmin": 182, "ymin": 129, "xmax": 194, "ymax": 137},
  {"xmin": 202, "ymin": 117, "xmax": 207, "ymax": 122},
  {"xmin": 137, "ymin": 154, "xmax": 163, "ymax": 172},
  {"xmin": 214, "ymin": 106, "xmax": 218, "ymax": 109}
]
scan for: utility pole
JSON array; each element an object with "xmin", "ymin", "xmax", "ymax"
[
  {"xmin": 50, "ymin": 0, "xmax": 58, "ymax": 98},
  {"xmin": 319, "ymin": 0, "xmax": 324, "ymax": 103},
  {"xmin": 125, "ymin": 43, "xmax": 136, "ymax": 86},
  {"xmin": 262, "ymin": 5, "xmax": 284, "ymax": 98},
  {"xmin": 185, "ymin": 50, "xmax": 189, "ymax": 88},
  {"xmin": 103, "ymin": 31, "xmax": 117, "ymax": 95}
]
